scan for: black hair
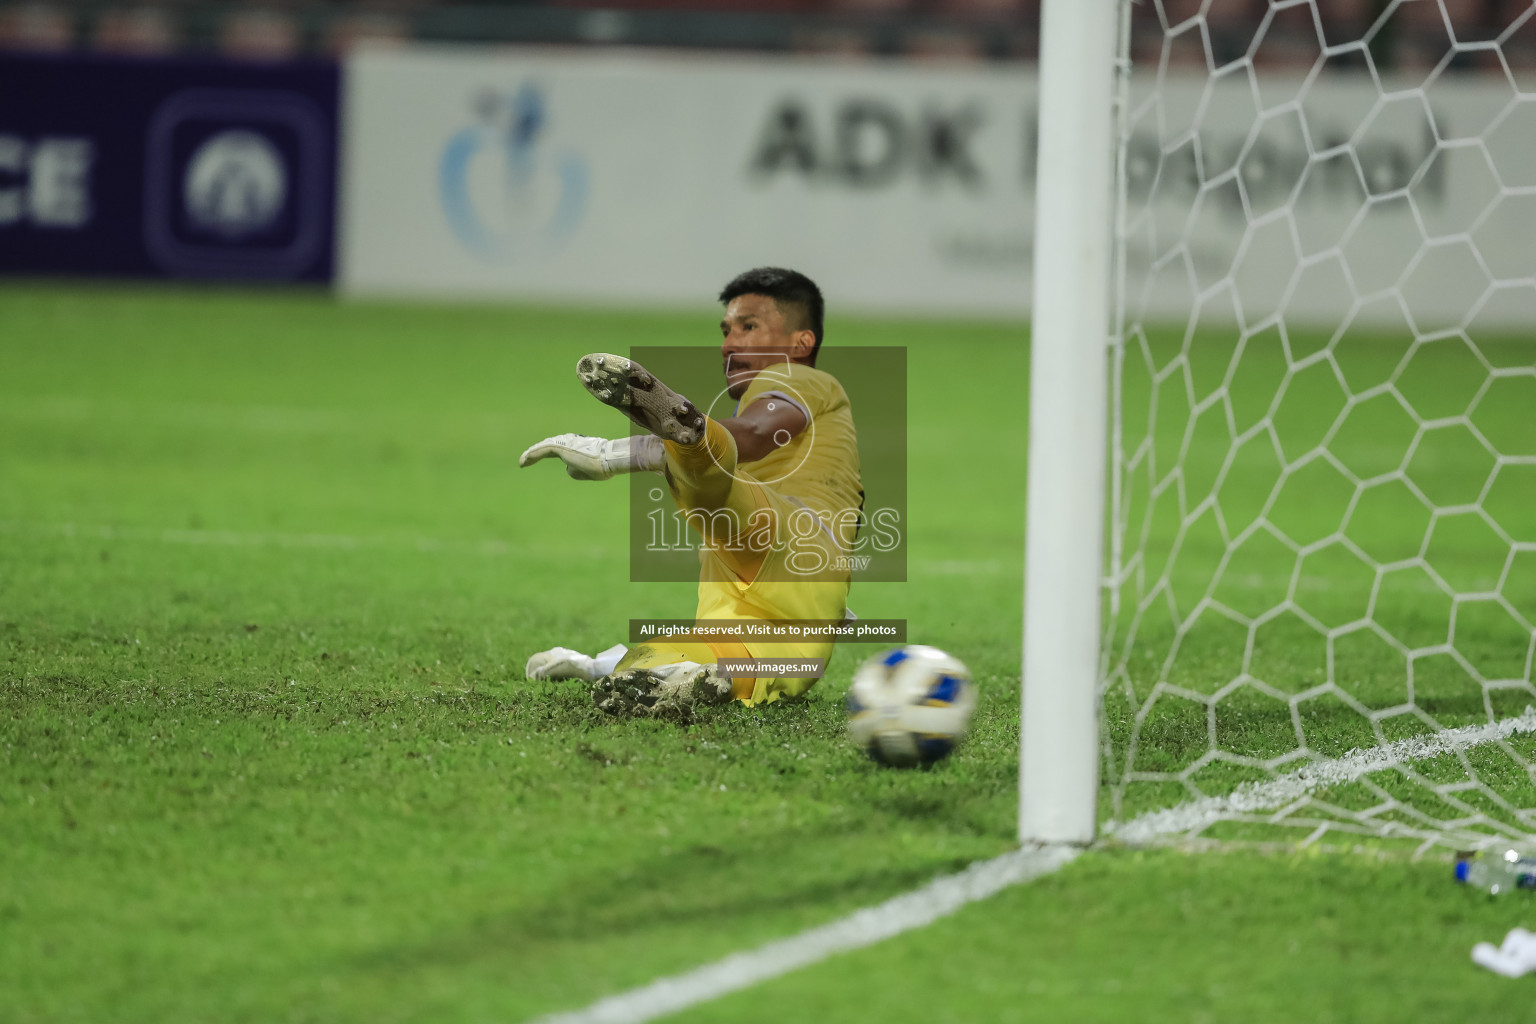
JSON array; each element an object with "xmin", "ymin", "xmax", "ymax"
[{"xmin": 718, "ymin": 267, "xmax": 825, "ymax": 361}]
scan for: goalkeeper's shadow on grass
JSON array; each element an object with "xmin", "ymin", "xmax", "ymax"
[{"xmin": 344, "ymin": 819, "xmax": 977, "ymax": 976}]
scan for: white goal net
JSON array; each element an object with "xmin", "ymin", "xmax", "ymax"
[{"xmin": 1104, "ymin": 0, "xmax": 1536, "ymax": 856}]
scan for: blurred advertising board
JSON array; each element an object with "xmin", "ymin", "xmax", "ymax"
[
  {"xmin": 340, "ymin": 47, "xmax": 1039, "ymax": 315},
  {"xmin": 0, "ymin": 53, "xmax": 338, "ymax": 281},
  {"xmin": 342, "ymin": 45, "xmax": 1533, "ymax": 328}
]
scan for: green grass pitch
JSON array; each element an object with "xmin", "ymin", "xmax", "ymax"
[{"xmin": 2, "ymin": 283, "xmax": 1533, "ymax": 1022}]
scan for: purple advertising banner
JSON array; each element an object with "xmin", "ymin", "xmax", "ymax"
[{"xmin": 0, "ymin": 52, "xmax": 337, "ymax": 281}]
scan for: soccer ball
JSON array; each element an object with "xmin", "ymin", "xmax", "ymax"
[{"xmin": 845, "ymin": 645, "xmax": 977, "ymax": 768}]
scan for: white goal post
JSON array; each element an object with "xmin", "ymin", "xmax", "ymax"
[{"xmin": 1020, "ymin": 0, "xmax": 1123, "ymax": 845}]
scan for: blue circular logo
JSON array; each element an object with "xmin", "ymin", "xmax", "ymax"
[{"xmin": 439, "ymin": 84, "xmax": 589, "ymax": 262}]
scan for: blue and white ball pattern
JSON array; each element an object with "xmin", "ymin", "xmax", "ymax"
[{"xmin": 845, "ymin": 645, "xmax": 977, "ymax": 768}]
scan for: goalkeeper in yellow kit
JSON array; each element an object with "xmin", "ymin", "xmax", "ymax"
[{"xmin": 519, "ymin": 268, "xmax": 862, "ymax": 716}]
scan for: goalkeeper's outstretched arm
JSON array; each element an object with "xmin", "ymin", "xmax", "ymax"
[{"xmin": 519, "ymin": 393, "xmax": 805, "ymax": 481}]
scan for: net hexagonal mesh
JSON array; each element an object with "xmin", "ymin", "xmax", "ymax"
[{"xmin": 1103, "ymin": 0, "xmax": 1536, "ymax": 855}]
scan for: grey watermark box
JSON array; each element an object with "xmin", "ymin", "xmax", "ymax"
[
  {"xmin": 628, "ymin": 618, "xmax": 907, "ymax": 644},
  {"xmin": 716, "ymin": 658, "xmax": 829, "ymax": 678}
]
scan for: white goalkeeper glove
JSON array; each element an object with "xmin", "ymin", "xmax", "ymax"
[{"xmin": 518, "ymin": 433, "xmax": 664, "ymax": 481}]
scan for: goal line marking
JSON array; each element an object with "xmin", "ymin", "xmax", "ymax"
[
  {"xmin": 528, "ymin": 844, "xmax": 1078, "ymax": 1024},
  {"xmin": 1108, "ymin": 711, "xmax": 1536, "ymax": 844},
  {"xmin": 532, "ymin": 712, "xmax": 1536, "ymax": 1024}
]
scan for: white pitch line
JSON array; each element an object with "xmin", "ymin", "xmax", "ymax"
[
  {"xmin": 0, "ymin": 519, "xmax": 1029, "ymax": 580},
  {"xmin": 0, "ymin": 520, "xmax": 611, "ymax": 560},
  {"xmin": 529, "ymin": 844, "xmax": 1079, "ymax": 1024},
  {"xmin": 2, "ymin": 520, "xmax": 996, "ymax": 577},
  {"xmin": 1108, "ymin": 710, "xmax": 1536, "ymax": 845},
  {"xmin": 534, "ymin": 712, "xmax": 1536, "ymax": 1024}
]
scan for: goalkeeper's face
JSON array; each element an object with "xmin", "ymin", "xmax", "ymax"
[{"xmin": 719, "ymin": 293, "xmax": 816, "ymax": 399}]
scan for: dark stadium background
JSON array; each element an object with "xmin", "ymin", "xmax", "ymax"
[{"xmin": 3, "ymin": 0, "xmax": 1533, "ymax": 73}]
